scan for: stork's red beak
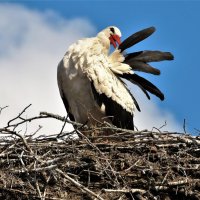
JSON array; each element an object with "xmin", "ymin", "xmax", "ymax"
[{"xmin": 109, "ymin": 34, "xmax": 121, "ymax": 48}]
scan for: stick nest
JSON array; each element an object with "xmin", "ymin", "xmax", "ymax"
[{"xmin": 0, "ymin": 108, "xmax": 200, "ymax": 200}]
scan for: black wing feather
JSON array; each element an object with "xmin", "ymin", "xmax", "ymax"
[
  {"xmin": 91, "ymin": 82, "xmax": 135, "ymax": 130},
  {"xmin": 123, "ymin": 51, "xmax": 174, "ymax": 75},
  {"xmin": 60, "ymin": 92, "xmax": 75, "ymax": 121},
  {"xmin": 118, "ymin": 27, "xmax": 156, "ymax": 52},
  {"xmin": 125, "ymin": 51, "xmax": 174, "ymax": 63},
  {"xmin": 125, "ymin": 60, "xmax": 160, "ymax": 75},
  {"xmin": 120, "ymin": 74, "xmax": 164, "ymax": 101}
]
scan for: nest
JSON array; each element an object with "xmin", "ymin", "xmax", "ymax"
[{"xmin": 0, "ymin": 107, "xmax": 200, "ymax": 200}]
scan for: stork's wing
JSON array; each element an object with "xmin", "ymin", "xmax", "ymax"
[
  {"xmin": 61, "ymin": 95, "xmax": 75, "ymax": 122},
  {"xmin": 57, "ymin": 60, "xmax": 75, "ymax": 122},
  {"xmin": 85, "ymin": 54, "xmax": 137, "ymax": 114},
  {"xmin": 91, "ymin": 83, "xmax": 135, "ymax": 129}
]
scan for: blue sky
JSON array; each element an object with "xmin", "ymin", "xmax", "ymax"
[{"xmin": 0, "ymin": 1, "xmax": 199, "ymax": 134}]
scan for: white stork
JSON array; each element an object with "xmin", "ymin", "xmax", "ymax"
[{"xmin": 57, "ymin": 26, "xmax": 173, "ymax": 130}]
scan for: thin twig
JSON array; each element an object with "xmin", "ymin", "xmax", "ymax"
[
  {"xmin": 183, "ymin": 118, "xmax": 187, "ymax": 134},
  {"xmin": 0, "ymin": 105, "xmax": 8, "ymax": 114},
  {"xmin": 7, "ymin": 104, "xmax": 32, "ymax": 127},
  {"xmin": 103, "ymin": 188, "xmax": 146, "ymax": 194},
  {"xmin": 56, "ymin": 168, "xmax": 104, "ymax": 200},
  {"xmin": 0, "ymin": 128, "xmax": 33, "ymax": 153},
  {"xmin": 35, "ymin": 180, "xmax": 43, "ymax": 200}
]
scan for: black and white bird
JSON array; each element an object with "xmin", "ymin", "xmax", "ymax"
[{"xmin": 57, "ymin": 26, "xmax": 174, "ymax": 130}]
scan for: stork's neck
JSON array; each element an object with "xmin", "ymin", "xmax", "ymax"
[{"xmin": 97, "ymin": 32, "xmax": 110, "ymax": 54}]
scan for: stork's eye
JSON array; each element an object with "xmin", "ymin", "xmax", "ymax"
[{"xmin": 110, "ymin": 27, "xmax": 115, "ymax": 34}]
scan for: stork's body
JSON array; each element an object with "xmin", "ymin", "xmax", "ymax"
[
  {"xmin": 57, "ymin": 28, "xmax": 135, "ymax": 128},
  {"xmin": 57, "ymin": 26, "xmax": 174, "ymax": 130}
]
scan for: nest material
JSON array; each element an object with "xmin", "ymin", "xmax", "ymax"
[
  {"xmin": 0, "ymin": 110, "xmax": 200, "ymax": 200},
  {"xmin": 0, "ymin": 130, "xmax": 200, "ymax": 199}
]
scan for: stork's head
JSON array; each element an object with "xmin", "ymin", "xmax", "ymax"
[
  {"xmin": 109, "ymin": 26, "xmax": 122, "ymax": 48},
  {"xmin": 97, "ymin": 26, "xmax": 122, "ymax": 49}
]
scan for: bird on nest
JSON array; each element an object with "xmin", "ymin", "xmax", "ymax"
[{"xmin": 57, "ymin": 26, "xmax": 174, "ymax": 130}]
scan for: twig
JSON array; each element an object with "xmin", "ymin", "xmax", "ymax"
[
  {"xmin": 156, "ymin": 171, "xmax": 169, "ymax": 191},
  {"xmin": 28, "ymin": 125, "xmax": 43, "ymax": 138},
  {"xmin": 0, "ymin": 128, "xmax": 33, "ymax": 153},
  {"xmin": 11, "ymin": 165, "xmax": 57, "ymax": 174},
  {"xmin": 103, "ymin": 188, "xmax": 146, "ymax": 194},
  {"xmin": 124, "ymin": 159, "xmax": 141, "ymax": 172},
  {"xmin": 0, "ymin": 105, "xmax": 8, "ymax": 114},
  {"xmin": 40, "ymin": 112, "xmax": 82, "ymax": 127},
  {"xmin": 35, "ymin": 180, "xmax": 43, "ymax": 200},
  {"xmin": 159, "ymin": 121, "xmax": 167, "ymax": 130},
  {"xmin": 43, "ymin": 174, "xmax": 51, "ymax": 200},
  {"xmin": 167, "ymin": 179, "xmax": 190, "ymax": 186},
  {"xmin": 5, "ymin": 111, "xmax": 81, "ymax": 130},
  {"xmin": 58, "ymin": 118, "xmax": 68, "ymax": 136},
  {"xmin": 152, "ymin": 126, "xmax": 161, "ymax": 133},
  {"xmin": 18, "ymin": 150, "xmax": 30, "ymax": 176},
  {"xmin": 5, "ymin": 115, "xmax": 53, "ymax": 129},
  {"xmin": 56, "ymin": 168, "xmax": 104, "ymax": 200},
  {"xmin": 7, "ymin": 104, "xmax": 32, "ymax": 127},
  {"xmin": 183, "ymin": 119, "xmax": 187, "ymax": 134}
]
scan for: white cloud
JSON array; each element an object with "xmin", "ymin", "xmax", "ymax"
[
  {"xmin": 0, "ymin": 3, "xmax": 182, "ymax": 136},
  {"xmin": 0, "ymin": 3, "xmax": 96, "ymax": 135},
  {"xmin": 133, "ymin": 87, "xmax": 182, "ymax": 132}
]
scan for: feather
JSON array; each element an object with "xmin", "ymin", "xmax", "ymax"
[
  {"xmin": 85, "ymin": 51, "xmax": 136, "ymax": 114},
  {"xmin": 121, "ymin": 76, "xmax": 151, "ymax": 100},
  {"xmin": 91, "ymin": 82, "xmax": 134, "ymax": 129},
  {"xmin": 61, "ymin": 95, "xmax": 75, "ymax": 121},
  {"xmin": 118, "ymin": 27, "xmax": 156, "ymax": 52},
  {"xmin": 118, "ymin": 77, "xmax": 141, "ymax": 112},
  {"xmin": 125, "ymin": 60, "xmax": 160, "ymax": 75},
  {"xmin": 123, "ymin": 51, "xmax": 174, "ymax": 75},
  {"xmin": 125, "ymin": 51, "xmax": 174, "ymax": 63},
  {"xmin": 110, "ymin": 63, "xmax": 133, "ymax": 74},
  {"xmin": 120, "ymin": 73, "xmax": 164, "ymax": 100},
  {"xmin": 127, "ymin": 89, "xmax": 141, "ymax": 112}
]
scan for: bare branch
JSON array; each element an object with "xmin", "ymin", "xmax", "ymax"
[{"xmin": 7, "ymin": 104, "xmax": 32, "ymax": 127}]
